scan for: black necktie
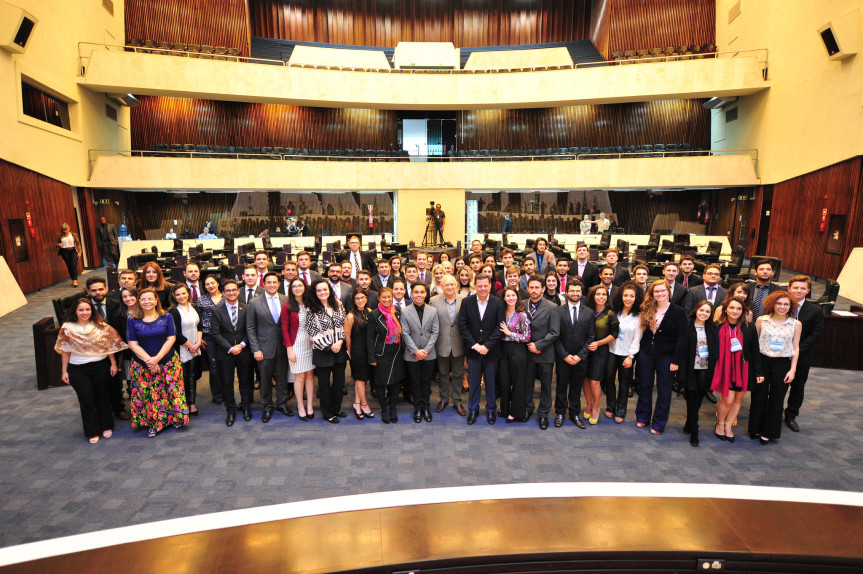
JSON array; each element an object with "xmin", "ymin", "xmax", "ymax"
[
  {"xmin": 97, "ymin": 303, "xmax": 106, "ymax": 319},
  {"xmin": 572, "ymin": 305, "xmax": 578, "ymax": 324},
  {"xmin": 247, "ymin": 288, "xmax": 253, "ymax": 303}
]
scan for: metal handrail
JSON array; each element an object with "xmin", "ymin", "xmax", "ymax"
[{"xmin": 574, "ymin": 48, "xmax": 769, "ymax": 69}]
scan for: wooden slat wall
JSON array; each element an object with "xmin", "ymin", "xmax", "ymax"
[
  {"xmin": 248, "ymin": 0, "xmax": 593, "ymax": 46},
  {"xmin": 0, "ymin": 160, "xmax": 80, "ymax": 293},
  {"xmin": 762, "ymin": 158, "xmax": 863, "ymax": 279},
  {"xmin": 125, "ymin": 0, "xmax": 251, "ymax": 56},
  {"xmin": 457, "ymin": 100, "xmax": 710, "ymax": 150},
  {"xmin": 606, "ymin": 0, "xmax": 715, "ymax": 54},
  {"xmin": 608, "ymin": 189, "xmax": 703, "ymax": 235},
  {"xmin": 589, "ymin": 0, "xmax": 612, "ymax": 59},
  {"xmin": 132, "ymin": 97, "xmax": 399, "ymax": 151}
]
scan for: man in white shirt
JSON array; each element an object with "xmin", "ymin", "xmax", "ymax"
[
  {"xmin": 327, "ymin": 263, "xmax": 352, "ymax": 311},
  {"xmin": 343, "ymin": 235, "xmax": 372, "ymax": 280},
  {"xmin": 241, "ymin": 266, "xmax": 263, "ymax": 304},
  {"xmin": 430, "ymin": 275, "xmax": 466, "ymax": 416},
  {"xmin": 391, "ymin": 279, "xmax": 409, "ymax": 311},
  {"xmin": 415, "ymin": 251, "xmax": 432, "ymax": 285},
  {"xmin": 371, "ymin": 259, "xmax": 392, "ymax": 291},
  {"xmin": 278, "ymin": 261, "xmax": 298, "ymax": 295}
]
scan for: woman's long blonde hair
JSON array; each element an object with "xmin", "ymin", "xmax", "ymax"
[{"xmin": 639, "ymin": 280, "xmax": 670, "ymax": 331}]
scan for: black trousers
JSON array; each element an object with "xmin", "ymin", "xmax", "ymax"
[
  {"xmin": 785, "ymin": 362, "xmax": 812, "ymax": 419},
  {"xmin": 59, "ymin": 248, "xmax": 78, "ymax": 280},
  {"xmin": 203, "ymin": 334, "xmax": 223, "ymax": 402},
  {"xmin": 498, "ymin": 341, "xmax": 528, "ymax": 417},
  {"xmin": 218, "ymin": 352, "xmax": 252, "ymax": 412},
  {"xmin": 375, "ymin": 383, "xmax": 399, "ymax": 419},
  {"xmin": 181, "ymin": 359, "xmax": 196, "ymax": 406},
  {"xmin": 109, "ymin": 353, "xmax": 126, "ymax": 414},
  {"xmin": 748, "ymin": 355, "xmax": 791, "ymax": 440},
  {"xmin": 684, "ymin": 370, "xmax": 710, "ymax": 428},
  {"xmin": 524, "ymin": 361, "xmax": 554, "ymax": 417},
  {"xmin": 315, "ymin": 363, "xmax": 346, "ymax": 419},
  {"xmin": 407, "ymin": 359, "xmax": 434, "ymax": 411},
  {"xmin": 67, "ymin": 358, "xmax": 114, "ymax": 438},
  {"xmin": 555, "ymin": 359, "xmax": 587, "ymax": 416},
  {"xmin": 604, "ymin": 354, "xmax": 633, "ymax": 418}
]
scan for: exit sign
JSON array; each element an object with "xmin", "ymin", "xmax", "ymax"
[{"xmin": 98, "ymin": 199, "xmax": 111, "ymax": 204}]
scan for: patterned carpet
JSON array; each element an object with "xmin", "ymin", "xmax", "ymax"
[{"xmin": 1, "ymin": 270, "xmax": 861, "ymax": 548}]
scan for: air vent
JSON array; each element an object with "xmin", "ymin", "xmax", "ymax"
[
  {"xmin": 105, "ymin": 104, "xmax": 117, "ymax": 121},
  {"xmin": 725, "ymin": 107, "xmax": 738, "ymax": 123}
]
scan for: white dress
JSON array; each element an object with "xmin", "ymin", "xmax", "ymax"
[{"xmin": 290, "ymin": 305, "xmax": 314, "ymax": 374}]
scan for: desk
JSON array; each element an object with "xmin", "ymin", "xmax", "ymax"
[{"xmin": 468, "ymin": 233, "xmax": 733, "ymax": 258}]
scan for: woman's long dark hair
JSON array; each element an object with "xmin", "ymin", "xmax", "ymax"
[
  {"xmin": 66, "ymin": 297, "xmax": 107, "ymax": 326},
  {"xmin": 287, "ymin": 278, "xmax": 306, "ymax": 313},
  {"xmin": 584, "ymin": 284, "xmax": 608, "ymax": 311},
  {"xmin": 501, "ymin": 285, "xmax": 525, "ymax": 313},
  {"xmin": 611, "ymin": 280, "xmax": 643, "ymax": 316},
  {"xmin": 304, "ymin": 278, "xmax": 335, "ymax": 313},
  {"xmin": 350, "ymin": 290, "xmax": 370, "ymax": 331}
]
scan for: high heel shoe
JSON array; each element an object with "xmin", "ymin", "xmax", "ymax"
[
  {"xmin": 360, "ymin": 402, "xmax": 375, "ymax": 418},
  {"xmin": 724, "ymin": 422, "xmax": 735, "ymax": 443},
  {"xmin": 307, "ymin": 411, "xmax": 315, "ymax": 420},
  {"xmin": 353, "ymin": 402, "xmax": 364, "ymax": 420},
  {"xmin": 714, "ymin": 422, "xmax": 726, "ymax": 441}
]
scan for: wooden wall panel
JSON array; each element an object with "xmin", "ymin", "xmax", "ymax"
[
  {"xmin": 457, "ymin": 100, "xmax": 710, "ymax": 151},
  {"xmin": 609, "ymin": 189, "xmax": 703, "ymax": 235},
  {"xmin": 0, "ymin": 161, "xmax": 80, "ymax": 294},
  {"xmin": 248, "ymin": 0, "xmax": 593, "ymax": 47},
  {"xmin": 589, "ymin": 0, "xmax": 612, "ymax": 59},
  {"xmin": 606, "ymin": 0, "xmax": 715, "ymax": 54},
  {"xmin": 131, "ymin": 97, "xmax": 399, "ymax": 151},
  {"xmin": 125, "ymin": 0, "xmax": 251, "ymax": 56},
  {"xmin": 765, "ymin": 158, "xmax": 863, "ymax": 280}
]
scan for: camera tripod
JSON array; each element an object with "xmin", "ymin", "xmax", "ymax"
[{"xmin": 422, "ymin": 215, "xmax": 438, "ymax": 247}]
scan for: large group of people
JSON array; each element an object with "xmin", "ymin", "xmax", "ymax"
[{"xmin": 56, "ymin": 235, "xmax": 824, "ymax": 448}]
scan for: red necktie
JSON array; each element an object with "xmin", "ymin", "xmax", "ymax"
[
  {"xmin": 190, "ymin": 284, "xmax": 198, "ymax": 304},
  {"xmin": 303, "ymin": 271, "xmax": 309, "ymax": 284}
]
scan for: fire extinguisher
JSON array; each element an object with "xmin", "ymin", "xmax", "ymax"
[
  {"xmin": 25, "ymin": 201, "xmax": 36, "ymax": 238},
  {"xmin": 704, "ymin": 209, "xmax": 710, "ymax": 224}
]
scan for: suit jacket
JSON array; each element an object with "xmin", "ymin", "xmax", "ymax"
[
  {"xmin": 246, "ymin": 292, "xmax": 287, "ymax": 359},
  {"xmin": 210, "ymin": 301, "xmax": 251, "ymax": 357},
  {"xmin": 457, "ymin": 294, "xmax": 505, "ymax": 360},
  {"xmin": 748, "ymin": 281, "xmax": 781, "ymax": 317},
  {"xmin": 795, "ymin": 300, "xmax": 824, "ymax": 365},
  {"xmin": 677, "ymin": 273, "xmax": 704, "ymax": 288},
  {"xmin": 338, "ymin": 249, "xmax": 375, "ymax": 273},
  {"xmin": 684, "ymin": 284, "xmax": 727, "ymax": 314},
  {"xmin": 97, "ymin": 222, "xmax": 118, "ymax": 245},
  {"xmin": 277, "ymin": 279, "xmax": 294, "ymax": 296},
  {"xmin": 416, "ymin": 270, "xmax": 433, "ymax": 286},
  {"xmin": 668, "ymin": 281, "xmax": 688, "ymax": 306},
  {"xmin": 429, "ymin": 294, "xmax": 465, "ymax": 357},
  {"xmin": 240, "ymin": 285, "xmax": 264, "ymax": 305},
  {"xmin": 524, "ymin": 250, "xmax": 557, "ymax": 276},
  {"xmin": 610, "ymin": 265, "xmax": 631, "ymax": 286},
  {"xmin": 554, "ymin": 302, "xmax": 596, "ymax": 362},
  {"xmin": 523, "ymin": 297, "xmax": 561, "ymax": 364},
  {"xmin": 91, "ymin": 297, "xmax": 120, "ymax": 322},
  {"xmin": 330, "ymin": 280, "xmax": 353, "ymax": 312},
  {"xmin": 569, "ymin": 260, "xmax": 600, "ymax": 290},
  {"xmin": 639, "ymin": 303, "xmax": 689, "ymax": 365},
  {"xmin": 370, "ymin": 274, "xmax": 393, "ymax": 292},
  {"xmin": 296, "ymin": 269, "xmax": 321, "ymax": 285},
  {"xmin": 401, "ymin": 303, "xmax": 440, "ymax": 362}
]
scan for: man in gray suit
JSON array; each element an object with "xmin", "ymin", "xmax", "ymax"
[
  {"xmin": 402, "ymin": 283, "xmax": 440, "ymax": 422},
  {"xmin": 524, "ymin": 237, "xmax": 557, "ymax": 276},
  {"xmin": 430, "ymin": 275, "xmax": 466, "ymax": 416},
  {"xmin": 663, "ymin": 262, "xmax": 687, "ymax": 306},
  {"xmin": 684, "ymin": 263, "xmax": 727, "ymax": 313},
  {"xmin": 523, "ymin": 275, "xmax": 561, "ymax": 430},
  {"xmin": 246, "ymin": 272, "xmax": 294, "ymax": 422},
  {"xmin": 327, "ymin": 263, "xmax": 353, "ymax": 311}
]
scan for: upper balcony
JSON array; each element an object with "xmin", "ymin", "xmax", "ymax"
[{"xmin": 77, "ymin": 42, "xmax": 770, "ymax": 110}]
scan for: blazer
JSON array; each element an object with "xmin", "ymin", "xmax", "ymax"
[
  {"xmin": 429, "ymin": 294, "xmax": 465, "ymax": 357},
  {"xmin": 457, "ymin": 294, "xmax": 505, "ymax": 360},
  {"xmin": 338, "ymin": 249, "xmax": 375, "ymax": 272},
  {"xmin": 554, "ymin": 302, "xmax": 595, "ymax": 362},
  {"xmin": 523, "ymin": 297, "xmax": 561, "ymax": 364},
  {"xmin": 240, "ymin": 285, "xmax": 264, "ymax": 305},
  {"xmin": 609, "ymin": 265, "xmax": 631, "ymax": 287},
  {"xmin": 668, "ymin": 281, "xmax": 688, "ymax": 307},
  {"xmin": 91, "ymin": 297, "xmax": 121, "ymax": 322},
  {"xmin": 748, "ymin": 281, "xmax": 781, "ymax": 317},
  {"xmin": 676, "ymin": 273, "xmax": 704, "ymax": 288},
  {"xmin": 795, "ymin": 300, "xmax": 824, "ymax": 365},
  {"xmin": 638, "ymin": 303, "xmax": 689, "ymax": 366},
  {"xmin": 524, "ymin": 250, "xmax": 557, "ymax": 276},
  {"xmin": 296, "ymin": 269, "xmax": 321, "ymax": 285},
  {"xmin": 684, "ymin": 284, "xmax": 728, "ymax": 314},
  {"xmin": 246, "ymin": 292, "xmax": 287, "ymax": 359},
  {"xmin": 679, "ymin": 320, "xmax": 718, "ymax": 391},
  {"xmin": 401, "ymin": 303, "xmax": 440, "ymax": 362},
  {"xmin": 330, "ymin": 280, "xmax": 353, "ymax": 312},
  {"xmin": 210, "ymin": 301, "xmax": 251, "ymax": 356},
  {"xmin": 96, "ymin": 222, "xmax": 118, "ymax": 244},
  {"xmin": 366, "ymin": 309, "xmax": 405, "ymax": 386},
  {"xmin": 569, "ymin": 260, "xmax": 600, "ymax": 290},
  {"xmin": 168, "ymin": 304, "xmax": 202, "ymax": 350},
  {"xmin": 370, "ymin": 274, "xmax": 393, "ymax": 292}
]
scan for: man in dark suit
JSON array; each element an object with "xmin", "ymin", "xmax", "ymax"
[
  {"xmin": 663, "ymin": 262, "xmax": 687, "ymax": 306},
  {"xmin": 402, "ymin": 283, "xmax": 440, "ymax": 422},
  {"xmin": 339, "ymin": 235, "xmax": 375, "ymax": 281},
  {"xmin": 677, "ymin": 255, "xmax": 703, "ymax": 289},
  {"xmin": 748, "ymin": 259, "xmax": 781, "ymax": 318},
  {"xmin": 522, "ymin": 274, "xmax": 561, "ymax": 430},
  {"xmin": 87, "ymin": 276, "xmax": 129, "ymax": 420},
  {"xmin": 96, "ymin": 216, "xmax": 118, "ymax": 266},
  {"xmin": 684, "ymin": 263, "xmax": 727, "ymax": 314},
  {"xmin": 340, "ymin": 261, "xmax": 359, "ymax": 290},
  {"xmin": 107, "ymin": 268, "xmax": 138, "ymax": 303},
  {"xmin": 296, "ymin": 251, "xmax": 321, "ymax": 285},
  {"xmin": 604, "ymin": 247, "xmax": 630, "ymax": 286},
  {"xmin": 554, "ymin": 278, "xmax": 595, "ymax": 429},
  {"xmin": 784, "ymin": 275, "xmax": 824, "ymax": 432},
  {"xmin": 569, "ymin": 243, "xmax": 599, "ymax": 290},
  {"xmin": 327, "ymin": 263, "xmax": 353, "ymax": 311},
  {"xmin": 415, "ymin": 251, "xmax": 433, "ymax": 285},
  {"xmin": 277, "ymin": 261, "xmax": 299, "ymax": 295},
  {"xmin": 246, "ymin": 272, "xmax": 294, "ymax": 422},
  {"xmin": 240, "ymin": 266, "xmax": 264, "ymax": 304},
  {"xmin": 183, "ymin": 261, "xmax": 204, "ymax": 304},
  {"xmin": 457, "ymin": 273, "xmax": 505, "ymax": 425},
  {"xmin": 496, "ymin": 248, "xmax": 516, "ymax": 286},
  {"xmin": 370, "ymin": 259, "xmax": 392, "ymax": 292},
  {"xmin": 210, "ymin": 280, "xmax": 253, "ymax": 426},
  {"xmin": 355, "ymin": 270, "xmax": 378, "ymax": 308}
]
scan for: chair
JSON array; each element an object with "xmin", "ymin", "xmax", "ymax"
[
  {"xmin": 227, "ymin": 48, "xmax": 241, "ymax": 61},
  {"xmin": 616, "ymin": 239, "xmax": 630, "ymax": 260},
  {"xmin": 156, "ymin": 41, "xmax": 171, "ymax": 52},
  {"xmin": 213, "ymin": 46, "xmax": 228, "ymax": 60},
  {"xmin": 817, "ymin": 280, "xmax": 841, "ymax": 315},
  {"xmin": 200, "ymin": 45, "xmax": 215, "ymax": 59},
  {"xmin": 598, "ymin": 233, "xmax": 611, "ymax": 250},
  {"xmin": 702, "ymin": 240, "xmax": 722, "ymax": 263},
  {"xmin": 588, "ymin": 248, "xmax": 599, "ymax": 262},
  {"xmin": 171, "ymin": 42, "xmax": 186, "ymax": 54}
]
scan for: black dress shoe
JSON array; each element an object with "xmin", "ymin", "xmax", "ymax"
[
  {"xmin": 262, "ymin": 406, "xmax": 274, "ymax": 423},
  {"xmin": 225, "ymin": 411, "xmax": 236, "ymax": 427},
  {"xmin": 569, "ymin": 414, "xmax": 586, "ymax": 429},
  {"xmin": 391, "ymin": 415, "xmax": 399, "ymax": 423},
  {"xmin": 785, "ymin": 416, "xmax": 800, "ymax": 432},
  {"xmin": 413, "ymin": 410, "xmax": 422, "ymax": 423},
  {"xmin": 212, "ymin": 398, "xmax": 224, "ymax": 405},
  {"xmin": 336, "ymin": 411, "xmax": 348, "ymax": 418},
  {"xmin": 327, "ymin": 415, "xmax": 340, "ymax": 424},
  {"xmin": 242, "ymin": 406, "xmax": 253, "ymax": 421},
  {"xmin": 690, "ymin": 428, "xmax": 699, "ymax": 447},
  {"xmin": 467, "ymin": 410, "xmax": 478, "ymax": 425},
  {"xmin": 423, "ymin": 409, "xmax": 432, "ymax": 422},
  {"xmin": 539, "ymin": 416, "xmax": 549, "ymax": 430},
  {"xmin": 704, "ymin": 391, "xmax": 717, "ymax": 404},
  {"xmin": 277, "ymin": 405, "xmax": 295, "ymax": 417},
  {"xmin": 554, "ymin": 414, "xmax": 564, "ymax": 428},
  {"xmin": 487, "ymin": 411, "xmax": 496, "ymax": 425},
  {"xmin": 381, "ymin": 415, "xmax": 390, "ymax": 424}
]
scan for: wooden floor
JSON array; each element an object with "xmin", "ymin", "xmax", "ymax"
[{"xmin": 3, "ymin": 496, "xmax": 862, "ymax": 573}]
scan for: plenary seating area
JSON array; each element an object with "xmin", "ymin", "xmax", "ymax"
[
  {"xmin": 126, "ymin": 39, "xmax": 242, "ymax": 60},
  {"xmin": 610, "ymin": 43, "xmax": 716, "ymax": 63}
]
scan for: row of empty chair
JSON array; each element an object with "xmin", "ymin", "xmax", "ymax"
[
  {"xmin": 127, "ymin": 39, "xmax": 242, "ymax": 60},
  {"xmin": 140, "ymin": 145, "xmax": 411, "ymax": 160},
  {"xmin": 611, "ymin": 43, "xmax": 716, "ymax": 63},
  {"xmin": 450, "ymin": 144, "xmax": 705, "ymax": 160}
]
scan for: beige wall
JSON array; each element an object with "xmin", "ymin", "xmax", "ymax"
[
  {"xmin": 464, "ymin": 47, "xmax": 573, "ymax": 70},
  {"xmin": 0, "ymin": 0, "xmax": 129, "ymax": 186},
  {"xmin": 81, "ymin": 48, "xmax": 768, "ymax": 110},
  {"xmin": 88, "ymin": 155, "xmax": 760, "ymax": 191},
  {"xmin": 715, "ymin": 0, "xmax": 863, "ymax": 183},
  {"xmin": 396, "ymin": 189, "xmax": 465, "ymax": 247}
]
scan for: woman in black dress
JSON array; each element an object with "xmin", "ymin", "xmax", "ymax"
[
  {"xmin": 345, "ymin": 289, "xmax": 375, "ymax": 420},
  {"xmin": 584, "ymin": 284, "xmax": 619, "ymax": 424},
  {"xmin": 137, "ymin": 261, "xmax": 173, "ymax": 310},
  {"xmin": 367, "ymin": 287, "xmax": 405, "ymax": 423},
  {"xmin": 543, "ymin": 271, "xmax": 564, "ymax": 305}
]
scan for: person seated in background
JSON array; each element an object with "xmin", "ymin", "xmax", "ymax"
[{"xmin": 198, "ymin": 226, "xmax": 217, "ymax": 240}]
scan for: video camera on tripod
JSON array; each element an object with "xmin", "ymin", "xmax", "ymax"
[{"xmin": 425, "ymin": 200, "xmax": 436, "ymax": 219}]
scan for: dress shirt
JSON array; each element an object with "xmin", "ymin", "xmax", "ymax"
[
  {"xmin": 477, "ymin": 296, "xmax": 489, "ymax": 320},
  {"xmin": 705, "ymin": 284, "xmax": 718, "ymax": 304},
  {"xmin": 444, "ymin": 297, "xmax": 458, "ymax": 322},
  {"xmin": 568, "ymin": 302, "xmax": 581, "ymax": 322},
  {"xmin": 378, "ymin": 274, "xmax": 390, "ymax": 287},
  {"xmin": 245, "ymin": 287, "xmax": 256, "ymax": 303},
  {"xmin": 610, "ymin": 313, "xmax": 643, "ymax": 357},
  {"xmin": 577, "ymin": 260, "xmax": 587, "ymax": 277},
  {"xmin": 300, "ymin": 270, "xmax": 311, "ymax": 284},
  {"xmin": 330, "ymin": 281, "xmax": 341, "ymax": 299},
  {"xmin": 267, "ymin": 294, "xmax": 281, "ymax": 322}
]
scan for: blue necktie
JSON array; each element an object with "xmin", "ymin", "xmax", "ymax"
[{"xmin": 268, "ymin": 296, "xmax": 280, "ymax": 323}]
